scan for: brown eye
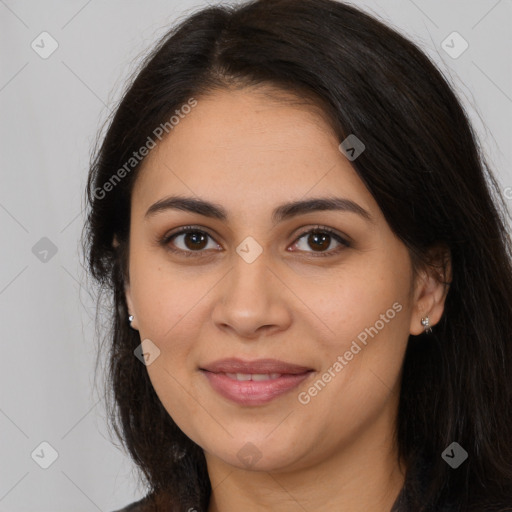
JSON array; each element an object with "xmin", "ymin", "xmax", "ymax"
[
  {"xmin": 291, "ymin": 227, "xmax": 350, "ymax": 256},
  {"xmin": 182, "ymin": 231, "xmax": 208, "ymax": 250},
  {"xmin": 307, "ymin": 232, "xmax": 332, "ymax": 252},
  {"xmin": 161, "ymin": 225, "xmax": 349, "ymax": 259},
  {"xmin": 163, "ymin": 228, "xmax": 220, "ymax": 256}
]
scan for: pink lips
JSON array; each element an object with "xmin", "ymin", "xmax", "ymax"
[{"xmin": 200, "ymin": 358, "xmax": 314, "ymax": 406}]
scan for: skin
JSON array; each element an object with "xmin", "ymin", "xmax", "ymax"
[{"xmin": 124, "ymin": 86, "xmax": 450, "ymax": 512}]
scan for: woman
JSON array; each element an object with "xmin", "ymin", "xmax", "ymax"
[{"xmin": 83, "ymin": 0, "xmax": 512, "ymax": 510}]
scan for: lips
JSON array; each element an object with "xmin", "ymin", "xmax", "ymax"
[
  {"xmin": 224, "ymin": 372, "xmax": 282, "ymax": 381},
  {"xmin": 200, "ymin": 358, "xmax": 314, "ymax": 406},
  {"xmin": 200, "ymin": 358, "xmax": 313, "ymax": 375}
]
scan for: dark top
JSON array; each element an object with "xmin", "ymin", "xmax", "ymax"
[
  {"xmin": 112, "ymin": 479, "xmax": 421, "ymax": 512},
  {"xmin": 111, "ymin": 486, "xmax": 423, "ymax": 512}
]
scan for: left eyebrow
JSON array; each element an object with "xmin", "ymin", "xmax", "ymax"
[
  {"xmin": 145, "ymin": 195, "xmax": 373, "ymax": 225},
  {"xmin": 272, "ymin": 197, "xmax": 373, "ymax": 224}
]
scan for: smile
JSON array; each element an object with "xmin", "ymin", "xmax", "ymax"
[
  {"xmin": 201, "ymin": 369, "xmax": 313, "ymax": 406},
  {"xmin": 224, "ymin": 373, "xmax": 282, "ymax": 381}
]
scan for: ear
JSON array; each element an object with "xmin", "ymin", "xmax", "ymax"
[
  {"xmin": 124, "ymin": 282, "xmax": 139, "ymax": 331},
  {"xmin": 409, "ymin": 245, "xmax": 451, "ymax": 336},
  {"xmin": 113, "ymin": 235, "xmax": 139, "ymax": 331}
]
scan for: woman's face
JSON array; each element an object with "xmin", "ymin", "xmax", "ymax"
[{"xmin": 125, "ymin": 87, "xmax": 435, "ymax": 473}]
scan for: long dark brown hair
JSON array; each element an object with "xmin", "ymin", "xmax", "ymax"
[{"xmin": 83, "ymin": 0, "xmax": 512, "ymax": 510}]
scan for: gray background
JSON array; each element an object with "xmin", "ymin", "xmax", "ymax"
[{"xmin": 0, "ymin": 0, "xmax": 510, "ymax": 510}]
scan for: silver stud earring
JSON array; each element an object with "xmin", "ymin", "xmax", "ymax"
[
  {"xmin": 128, "ymin": 315, "xmax": 134, "ymax": 326},
  {"xmin": 421, "ymin": 316, "xmax": 432, "ymax": 334}
]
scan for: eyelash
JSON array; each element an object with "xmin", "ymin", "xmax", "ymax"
[{"xmin": 159, "ymin": 225, "xmax": 351, "ymax": 259}]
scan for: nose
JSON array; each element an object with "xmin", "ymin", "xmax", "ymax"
[{"xmin": 211, "ymin": 251, "xmax": 292, "ymax": 340}]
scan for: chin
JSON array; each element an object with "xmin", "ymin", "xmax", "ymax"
[{"xmin": 205, "ymin": 435, "xmax": 311, "ymax": 473}]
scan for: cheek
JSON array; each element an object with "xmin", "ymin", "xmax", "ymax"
[
  {"xmin": 301, "ymin": 258, "xmax": 410, "ymax": 350},
  {"xmin": 295, "ymin": 307, "xmax": 408, "ymax": 449},
  {"xmin": 128, "ymin": 258, "xmax": 212, "ymax": 435},
  {"xmin": 295, "ymin": 257, "xmax": 411, "ymax": 408},
  {"xmin": 129, "ymin": 251, "xmax": 211, "ymax": 342}
]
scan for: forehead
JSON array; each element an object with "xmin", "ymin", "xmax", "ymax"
[{"xmin": 132, "ymin": 87, "xmax": 377, "ymax": 219}]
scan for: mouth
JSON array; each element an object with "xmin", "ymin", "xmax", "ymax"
[
  {"xmin": 199, "ymin": 358, "xmax": 315, "ymax": 406},
  {"xmin": 222, "ymin": 372, "xmax": 286, "ymax": 381}
]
